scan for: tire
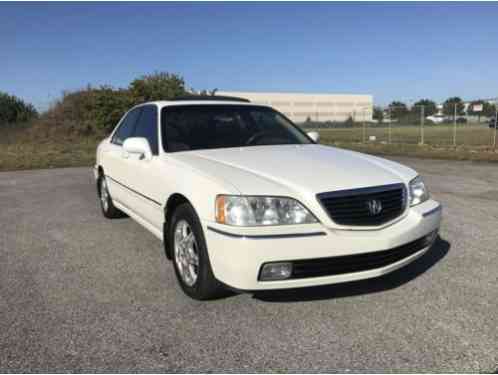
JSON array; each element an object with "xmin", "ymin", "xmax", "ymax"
[
  {"xmin": 168, "ymin": 203, "xmax": 225, "ymax": 300},
  {"xmin": 97, "ymin": 174, "xmax": 124, "ymax": 219}
]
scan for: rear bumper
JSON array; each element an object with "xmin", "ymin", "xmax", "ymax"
[{"xmin": 202, "ymin": 199, "xmax": 442, "ymax": 290}]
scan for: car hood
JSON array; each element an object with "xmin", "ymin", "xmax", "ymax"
[{"xmin": 171, "ymin": 144, "xmax": 417, "ymax": 197}]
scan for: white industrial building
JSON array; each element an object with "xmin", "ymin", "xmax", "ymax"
[{"xmin": 217, "ymin": 91, "xmax": 373, "ymax": 123}]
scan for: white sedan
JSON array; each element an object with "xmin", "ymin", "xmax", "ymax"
[{"xmin": 95, "ymin": 97, "xmax": 442, "ymax": 300}]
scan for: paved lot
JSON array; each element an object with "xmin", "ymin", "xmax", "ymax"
[{"xmin": 0, "ymin": 157, "xmax": 497, "ymax": 372}]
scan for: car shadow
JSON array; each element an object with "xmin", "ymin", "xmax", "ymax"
[{"xmin": 251, "ymin": 236, "xmax": 450, "ymax": 303}]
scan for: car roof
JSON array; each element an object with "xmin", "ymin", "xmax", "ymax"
[
  {"xmin": 172, "ymin": 95, "xmax": 250, "ymax": 102},
  {"xmin": 135, "ymin": 95, "xmax": 272, "ymax": 109}
]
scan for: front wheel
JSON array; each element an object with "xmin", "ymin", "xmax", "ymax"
[
  {"xmin": 169, "ymin": 203, "xmax": 225, "ymax": 300},
  {"xmin": 98, "ymin": 175, "xmax": 124, "ymax": 219}
]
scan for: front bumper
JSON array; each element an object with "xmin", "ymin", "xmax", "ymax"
[{"xmin": 203, "ymin": 199, "xmax": 442, "ymax": 291}]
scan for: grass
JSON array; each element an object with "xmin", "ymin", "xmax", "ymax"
[
  {"xmin": 0, "ymin": 123, "xmax": 101, "ymax": 171},
  {"xmin": 314, "ymin": 124, "xmax": 498, "ymax": 162},
  {"xmin": 322, "ymin": 142, "xmax": 498, "ymax": 162},
  {"xmin": 0, "ymin": 138, "xmax": 99, "ymax": 171},
  {"xmin": 315, "ymin": 124, "xmax": 497, "ymax": 147},
  {"xmin": 0, "ymin": 123, "xmax": 497, "ymax": 172}
]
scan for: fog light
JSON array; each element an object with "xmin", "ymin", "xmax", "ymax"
[{"xmin": 259, "ymin": 262, "xmax": 293, "ymax": 281}]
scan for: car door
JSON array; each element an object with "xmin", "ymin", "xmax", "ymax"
[
  {"xmin": 103, "ymin": 107, "xmax": 142, "ymax": 209},
  {"xmin": 123, "ymin": 105, "xmax": 164, "ymax": 230}
]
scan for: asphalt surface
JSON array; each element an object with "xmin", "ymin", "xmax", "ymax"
[{"xmin": 0, "ymin": 157, "xmax": 497, "ymax": 372}]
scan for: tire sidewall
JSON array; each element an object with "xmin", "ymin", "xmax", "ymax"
[
  {"xmin": 98, "ymin": 175, "xmax": 110, "ymax": 216},
  {"xmin": 98, "ymin": 174, "xmax": 121, "ymax": 218}
]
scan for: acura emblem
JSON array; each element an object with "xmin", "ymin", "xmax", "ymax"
[{"xmin": 366, "ymin": 199, "xmax": 382, "ymax": 215}]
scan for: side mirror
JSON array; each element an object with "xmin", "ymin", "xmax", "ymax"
[
  {"xmin": 123, "ymin": 137, "xmax": 152, "ymax": 161},
  {"xmin": 307, "ymin": 131, "xmax": 320, "ymax": 143}
]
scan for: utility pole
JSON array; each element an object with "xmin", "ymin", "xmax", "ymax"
[
  {"xmin": 420, "ymin": 105, "xmax": 425, "ymax": 145},
  {"xmin": 453, "ymin": 103, "xmax": 457, "ymax": 147}
]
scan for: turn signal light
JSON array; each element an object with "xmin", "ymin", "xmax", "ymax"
[{"xmin": 215, "ymin": 195, "xmax": 226, "ymax": 224}]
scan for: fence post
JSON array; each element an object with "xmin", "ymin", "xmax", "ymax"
[
  {"xmin": 362, "ymin": 117, "xmax": 366, "ymax": 144},
  {"xmin": 453, "ymin": 103, "xmax": 457, "ymax": 147},
  {"xmin": 420, "ymin": 105, "xmax": 425, "ymax": 145},
  {"xmin": 494, "ymin": 107, "xmax": 497, "ymax": 149},
  {"xmin": 388, "ymin": 107, "xmax": 392, "ymax": 144}
]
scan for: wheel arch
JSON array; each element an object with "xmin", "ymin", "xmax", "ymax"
[
  {"xmin": 96, "ymin": 166, "xmax": 105, "ymax": 196},
  {"xmin": 163, "ymin": 193, "xmax": 192, "ymax": 260}
]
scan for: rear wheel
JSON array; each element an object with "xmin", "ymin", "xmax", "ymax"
[
  {"xmin": 98, "ymin": 174, "xmax": 124, "ymax": 219},
  {"xmin": 169, "ymin": 203, "xmax": 225, "ymax": 300}
]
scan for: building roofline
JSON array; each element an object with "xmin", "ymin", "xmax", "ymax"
[{"xmin": 216, "ymin": 90, "xmax": 372, "ymax": 97}]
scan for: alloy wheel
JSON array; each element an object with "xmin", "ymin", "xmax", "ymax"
[{"xmin": 174, "ymin": 220, "xmax": 200, "ymax": 287}]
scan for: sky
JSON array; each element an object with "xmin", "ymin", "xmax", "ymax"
[{"xmin": 2, "ymin": 2, "xmax": 498, "ymax": 110}]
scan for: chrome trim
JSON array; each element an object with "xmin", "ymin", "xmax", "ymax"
[
  {"xmin": 317, "ymin": 183, "xmax": 405, "ymax": 199},
  {"xmin": 207, "ymin": 226, "xmax": 327, "ymax": 239},
  {"xmin": 105, "ymin": 175, "xmax": 162, "ymax": 206},
  {"xmin": 422, "ymin": 204, "xmax": 442, "ymax": 217}
]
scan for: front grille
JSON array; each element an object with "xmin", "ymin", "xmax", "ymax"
[
  {"xmin": 317, "ymin": 183, "xmax": 406, "ymax": 226},
  {"xmin": 289, "ymin": 234, "xmax": 433, "ymax": 279}
]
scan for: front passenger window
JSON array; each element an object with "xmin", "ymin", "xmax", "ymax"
[
  {"xmin": 112, "ymin": 108, "xmax": 141, "ymax": 146},
  {"xmin": 133, "ymin": 105, "xmax": 159, "ymax": 155}
]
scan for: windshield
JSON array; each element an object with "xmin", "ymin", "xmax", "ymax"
[{"xmin": 161, "ymin": 105, "xmax": 312, "ymax": 152}]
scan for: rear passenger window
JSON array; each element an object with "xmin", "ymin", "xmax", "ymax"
[
  {"xmin": 112, "ymin": 108, "xmax": 141, "ymax": 146},
  {"xmin": 134, "ymin": 105, "xmax": 159, "ymax": 155}
]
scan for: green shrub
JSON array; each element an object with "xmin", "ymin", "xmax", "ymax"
[
  {"xmin": 91, "ymin": 86, "xmax": 133, "ymax": 132},
  {"xmin": 40, "ymin": 88, "xmax": 117, "ymax": 134},
  {"xmin": 36, "ymin": 71, "xmax": 189, "ymax": 135},
  {"xmin": 129, "ymin": 72, "xmax": 186, "ymax": 103},
  {"xmin": 0, "ymin": 91, "xmax": 38, "ymax": 126}
]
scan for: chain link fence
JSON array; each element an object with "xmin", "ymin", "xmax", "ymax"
[{"xmin": 302, "ymin": 103, "xmax": 498, "ymax": 149}]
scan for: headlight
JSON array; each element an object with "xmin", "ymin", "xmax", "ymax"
[
  {"xmin": 215, "ymin": 195, "xmax": 318, "ymax": 226},
  {"xmin": 409, "ymin": 176, "xmax": 430, "ymax": 206}
]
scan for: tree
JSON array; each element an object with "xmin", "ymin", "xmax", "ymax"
[
  {"xmin": 344, "ymin": 116, "xmax": 354, "ymax": 127},
  {"xmin": 91, "ymin": 86, "xmax": 134, "ymax": 131},
  {"xmin": 388, "ymin": 101, "xmax": 408, "ymax": 120},
  {"xmin": 0, "ymin": 91, "xmax": 38, "ymax": 126},
  {"xmin": 467, "ymin": 100, "xmax": 495, "ymax": 122},
  {"xmin": 442, "ymin": 97, "xmax": 465, "ymax": 119},
  {"xmin": 198, "ymin": 88, "xmax": 218, "ymax": 96},
  {"xmin": 129, "ymin": 72, "xmax": 187, "ymax": 103},
  {"xmin": 413, "ymin": 99, "xmax": 437, "ymax": 117},
  {"xmin": 484, "ymin": 103, "xmax": 497, "ymax": 119},
  {"xmin": 373, "ymin": 106, "xmax": 384, "ymax": 123}
]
